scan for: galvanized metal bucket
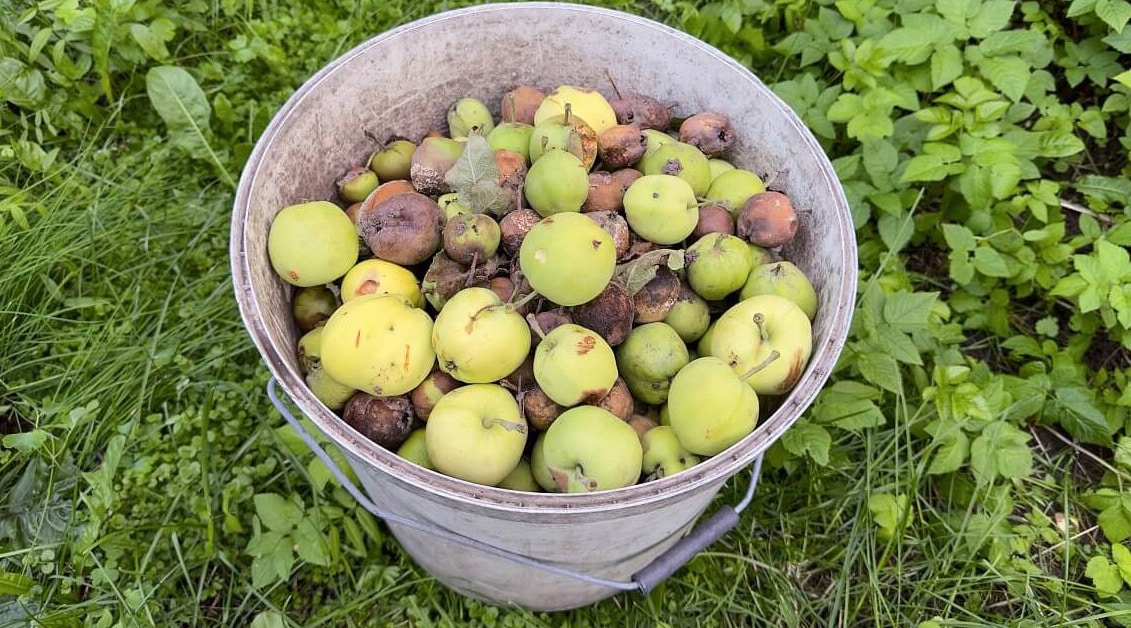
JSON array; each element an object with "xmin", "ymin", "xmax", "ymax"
[{"xmin": 231, "ymin": 2, "xmax": 856, "ymax": 611}]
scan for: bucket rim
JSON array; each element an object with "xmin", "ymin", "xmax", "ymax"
[{"xmin": 230, "ymin": 1, "xmax": 858, "ymax": 514}]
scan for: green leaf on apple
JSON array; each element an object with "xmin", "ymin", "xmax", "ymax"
[{"xmin": 615, "ymin": 249, "xmax": 685, "ymax": 295}]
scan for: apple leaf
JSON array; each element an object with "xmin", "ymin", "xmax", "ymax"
[
  {"xmin": 444, "ymin": 134, "xmax": 511, "ymax": 217},
  {"xmin": 614, "ymin": 249, "xmax": 685, "ymax": 295}
]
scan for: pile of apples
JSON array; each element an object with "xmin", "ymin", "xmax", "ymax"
[{"xmin": 267, "ymin": 83, "xmax": 818, "ymax": 493}]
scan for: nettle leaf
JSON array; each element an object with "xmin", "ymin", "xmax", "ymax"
[
  {"xmin": 254, "ymin": 493, "xmax": 303, "ymax": 533},
  {"xmin": 1055, "ymin": 387, "xmax": 1112, "ymax": 446},
  {"xmin": 1097, "ymin": 0, "xmax": 1131, "ymax": 32},
  {"xmin": 936, "ymin": 0, "xmax": 975, "ymax": 25},
  {"xmin": 883, "ymin": 291, "xmax": 938, "ymax": 332},
  {"xmin": 813, "ymin": 383, "xmax": 886, "ymax": 430},
  {"xmin": 874, "ymin": 327, "xmax": 923, "ymax": 365},
  {"xmin": 928, "ymin": 429, "xmax": 969, "ymax": 475},
  {"xmin": 931, "ymin": 44, "xmax": 965, "ymax": 89},
  {"xmin": 614, "ymin": 249, "xmax": 684, "ymax": 295},
  {"xmin": 969, "ymin": 420, "xmax": 1032, "ymax": 485},
  {"xmin": 1097, "ymin": 240, "xmax": 1131, "ymax": 279},
  {"xmin": 879, "ymin": 213, "xmax": 914, "ymax": 252},
  {"xmin": 877, "ymin": 28, "xmax": 934, "ymax": 64},
  {"xmin": 868, "ymin": 493, "xmax": 908, "ymax": 539},
  {"xmin": 943, "ymin": 224, "xmax": 977, "ymax": 252},
  {"xmin": 1087, "ymin": 555, "xmax": 1124, "ymax": 597},
  {"xmin": 1113, "ymin": 544, "xmax": 1131, "ymax": 586},
  {"xmin": 444, "ymin": 135, "xmax": 510, "ymax": 217},
  {"xmin": 857, "ymin": 352, "xmax": 903, "ymax": 394},
  {"xmin": 978, "ymin": 55, "xmax": 1030, "ymax": 102},
  {"xmin": 973, "ymin": 246, "xmax": 1012, "ymax": 277},
  {"xmin": 900, "ymin": 155, "xmax": 950, "ymax": 183},
  {"xmin": 781, "ymin": 421, "xmax": 831, "ymax": 466},
  {"xmin": 968, "ymin": 0, "xmax": 1016, "ymax": 38},
  {"xmin": 1100, "ymin": 498, "xmax": 1131, "ymax": 543}
]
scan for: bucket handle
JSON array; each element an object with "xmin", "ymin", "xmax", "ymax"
[{"xmin": 267, "ymin": 376, "xmax": 764, "ymax": 595}]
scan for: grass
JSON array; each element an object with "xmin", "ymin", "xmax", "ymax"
[{"xmin": 3, "ymin": 0, "xmax": 1131, "ymax": 625}]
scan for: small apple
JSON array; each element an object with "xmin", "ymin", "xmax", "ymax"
[
  {"xmin": 534, "ymin": 85, "xmax": 618, "ymax": 135},
  {"xmin": 667, "ymin": 357, "xmax": 759, "ymax": 456},
  {"xmin": 706, "ymin": 169, "xmax": 766, "ymax": 217},
  {"xmin": 339, "ymin": 258, "xmax": 424, "ymax": 307},
  {"xmin": 641, "ymin": 426, "xmax": 700, "ymax": 480},
  {"xmin": 615, "ymin": 322, "xmax": 689, "ymax": 405},
  {"xmin": 539, "ymin": 406, "xmax": 643, "ymax": 492},
  {"xmin": 740, "ymin": 261, "xmax": 818, "ymax": 320},
  {"xmin": 534, "ymin": 323, "xmax": 619, "ymax": 406},
  {"xmin": 396, "ymin": 428, "xmax": 434, "ymax": 470},
  {"xmin": 497, "ymin": 459, "xmax": 541, "ymax": 492},
  {"xmin": 685, "ymin": 233, "xmax": 754, "ymax": 301},
  {"xmin": 432, "ymin": 287, "xmax": 531, "ymax": 384},
  {"xmin": 623, "ymin": 174, "xmax": 699, "ymax": 245},
  {"xmin": 425, "ymin": 384, "xmax": 528, "ymax": 486},
  {"xmin": 530, "ymin": 433, "xmax": 556, "ymax": 491},
  {"xmin": 707, "ymin": 294, "xmax": 813, "ymax": 395}
]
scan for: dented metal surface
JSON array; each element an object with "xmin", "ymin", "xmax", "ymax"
[{"xmin": 230, "ymin": 2, "xmax": 857, "ymax": 610}]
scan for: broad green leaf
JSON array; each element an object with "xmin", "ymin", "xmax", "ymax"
[
  {"xmin": 1114, "ymin": 543, "xmax": 1131, "ymax": 586},
  {"xmin": 1035, "ymin": 317, "xmax": 1059, "ymax": 337},
  {"xmin": 1097, "ymin": 240, "xmax": 1131, "ymax": 279},
  {"xmin": 1100, "ymin": 502, "xmax": 1131, "ymax": 543},
  {"xmin": 1111, "ymin": 285, "xmax": 1131, "ymax": 327},
  {"xmin": 445, "ymin": 134, "xmax": 510, "ymax": 216},
  {"xmin": 874, "ymin": 327, "xmax": 923, "ymax": 365},
  {"xmin": 1051, "ymin": 274, "xmax": 1088, "ymax": 298},
  {"xmin": 928, "ymin": 429, "xmax": 969, "ymax": 475},
  {"xmin": 1056, "ymin": 387, "xmax": 1112, "ymax": 446},
  {"xmin": 1087, "ymin": 555, "xmax": 1124, "ymax": 597},
  {"xmin": 942, "ymin": 224, "xmax": 977, "ymax": 252},
  {"xmin": 0, "ymin": 571, "xmax": 34, "ymax": 596},
  {"xmin": 989, "ymin": 162, "xmax": 1022, "ymax": 199},
  {"xmin": 973, "ymin": 246, "xmax": 1011, "ymax": 277},
  {"xmin": 130, "ymin": 19, "xmax": 175, "ymax": 61},
  {"xmin": 254, "ymin": 493, "xmax": 303, "ymax": 533},
  {"xmin": 91, "ymin": 0, "xmax": 115, "ymax": 100},
  {"xmin": 1097, "ymin": 0, "xmax": 1131, "ymax": 32},
  {"xmin": 1115, "ymin": 69, "xmax": 1131, "ymax": 88},
  {"xmin": 781, "ymin": 421, "xmax": 831, "ymax": 466},
  {"xmin": 1035, "ymin": 131, "xmax": 1086, "ymax": 158},
  {"xmin": 936, "ymin": 0, "xmax": 975, "ymax": 25},
  {"xmin": 879, "ymin": 213, "xmax": 914, "ymax": 252},
  {"xmin": 969, "ymin": 0, "xmax": 1017, "ymax": 38},
  {"xmin": 146, "ymin": 66, "xmax": 233, "ymax": 186},
  {"xmin": 1067, "ymin": 0, "xmax": 1099, "ymax": 16},
  {"xmin": 900, "ymin": 155, "xmax": 949, "ymax": 183},
  {"xmin": 883, "ymin": 291, "xmax": 938, "ymax": 331},
  {"xmin": 979, "ymin": 55, "xmax": 1030, "ymax": 102},
  {"xmin": 246, "ymin": 530, "xmax": 293, "ymax": 588},
  {"xmin": 858, "ymin": 352, "xmax": 903, "ymax": 394},
  {"xmin": 294, "ymin": 518, "xmax": 330, "ymax": 567},
  {"xmin": 877, "ymin": 28, "xmax": 933, "ymax": 64},
  {"xmin": 969, "ymin": 420, "xmax": 1032, "ymax": 484},
  {"xmin": 931, "ymin": 44, "xmax": 964, "ymax": 89},
  {"xmin": 868, "ymin": 493, "xmax": 908, "ymax": 539},
  {"xmin": 2, "ymin": 429, "xmax": 48, "ymax": 452},
  {"xmin": 250, "ymin": 611, "xmax": 288, "ymax": 628}
]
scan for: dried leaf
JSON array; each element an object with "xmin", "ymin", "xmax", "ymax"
[
  {"xmin": 421, "ymin": 252, "xmax": 502, "ymax": 311},
  {"xmin": 614, "ymin": 249, "xmax": 685, "ymax": 295},
  {"xmin": 444, "ymin": 135, "xmax": 511, "ymax": 217}
]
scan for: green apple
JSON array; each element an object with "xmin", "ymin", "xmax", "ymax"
[
  {"xmin": 320, "ymin": 294, "xmax": 435, "ymax": 397},
  {"xmin": 305, "ymin": 363, "xmax": 356, "ymax": 411},
  {"xmin": 667, "ymin": 357, "xmax": 759, "ymax": 456},
  {"xmin": 706, "ymin": 169, "xmax": 766, "ymax": 217},
  {"xmin": 685, "ymin": 233, "xmax": 754, "ymax": 301},
  {"xmin": 708, "ymin": 158, "xmax": 735, "ymax": 182},
  {"xmin": 396, "ymin": 428, "xmax": 434, "ymax": 470},
  {"xmin": 487, "ymin": 122, "xmax": 535, "ymax": 163},
  {"xmin": 663, "ymin": 283, "xmax": 711, "ymax": 343},
  {"xmin": 623, "ymin": 174, "xmax": 699, "ymax": 245},
  {"xmin": 519, "ymin": 212, "xmax": 616, "ymax": 305},
  {"xmin": 697, "ymin": 320, "xmax": 716, "ymax": 357},
  {"xmin": 425, "ymin": 384, "xmax": 527, "ymax": 486},
  {"xmin": 615, "ymin": 322, "xmax": 689, "ymax": 405},
  {"xmin": 438, "ymin": 193, "xmax": 473, "ymax": 221},
  {"xmin": 447, "ymin": 97, "xmax": 495, "ymax": 138},
  {"xmin": 432, "ymin": 287, "xmax": 531, "ymax": 384},
  {"xmin": 339, "ymin": 258, "xmax": 424, "ymax": 307},
  {"xmin": 497, "ymin": 459, "xmax": 541, "ymax": 492},
  {"xmin": 524, "ymin": 149, "xmax": 590, "ymax": 216},
  {"xmin": 528, "ymin": 113, "xmax": 598, "ymax": 168},
  {"xmin": 641, "ymin": 129, "xmax": 675, "ymax": 161},
  {"xmin": 530, "ymin": 433, "xmax": 557, "ymax": 491},
  {"xmin": 708, "ymin": 294, "xmax": 813, "ymax": 395},
  {"xmin": 539, "ymin": 406, "xmax": 643, "ymax": 492},
  {"xmin": 641, "ymin": 426, "xmax": 700, "ymax": 480},
  {"xmin": 368, "ymin": 139, "xmax": 416, "ymax": 181},
  {"xmin": 534, "ymin": 323, "xmax": 619, "ymax": 406},
  {"xmin": 268, "ymin": 201, "xmax": 358, "ymax": 287},
  {"xmin": 639, "ymin": 141, "xmax": 712, "ymax": 197},
  {"xmin": 740, "ymin": 261, "xmax": 818, "ymax": 320}
]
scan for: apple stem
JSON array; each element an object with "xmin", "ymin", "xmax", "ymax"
[
  {"xmin": 604, "ymin": 68, "xmax": 623, "ymax": 100},
  {"xmin": 481, "ymin": 416, "xmax": 527, "ymax": 433},
  {"xmin": 526, "ymin": 313, "xmax": 547, "ymax": 340},
  {"xmin": 740, "ymin": 350, "xmax": 780, "ymax": 380},
  {"xmin": 564, "ymin": 102, "xmax": 572, "ymax": 126},
  {"xmin": 508, "ymin": 289, "xmax": 540, "ymax": 312},
  {"xmin": 752, "ymin": 313, "xmax": 768, "ymax": 342},
  {"xmin": 540, "ymin": 135, "xmax": 549, "ymax": 153},
  {"xmin": 464, "ymin": 251, "xmax": 479, "ymax": 288}
]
